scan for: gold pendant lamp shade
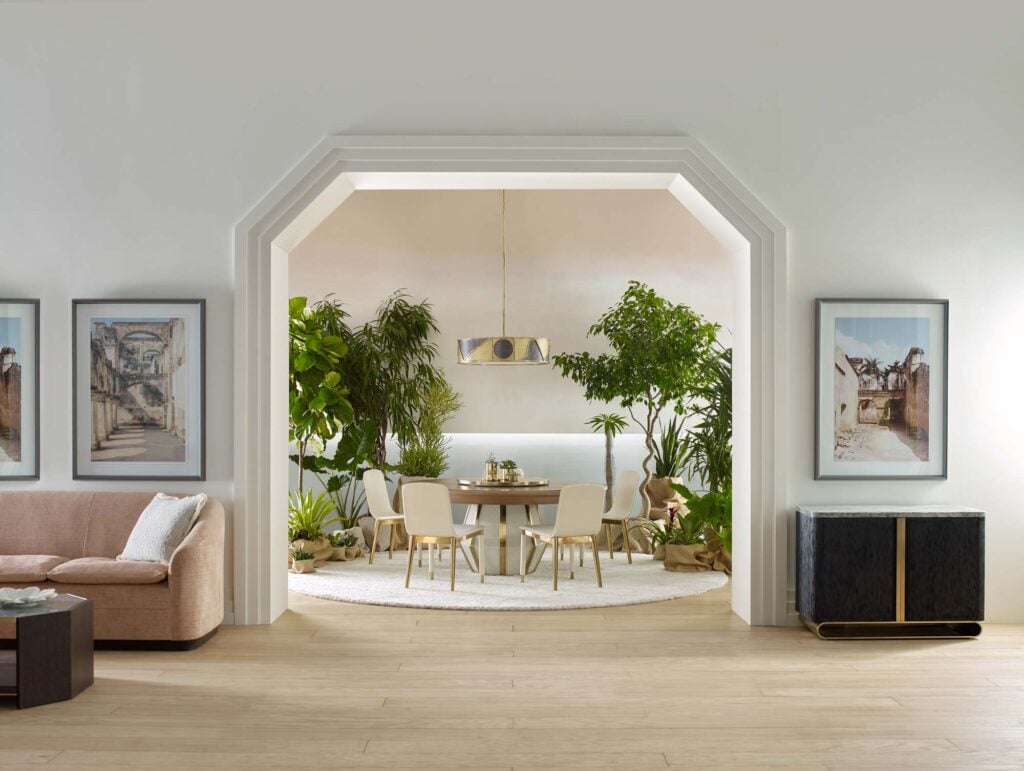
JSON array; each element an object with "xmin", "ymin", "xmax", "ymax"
[{"xmin": 457, "ymin": 191, "xmax": 550, "ymax": 365}]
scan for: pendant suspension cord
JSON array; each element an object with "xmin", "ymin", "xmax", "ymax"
[{"xmin": 501, "ymin": 189, "xmax": 508, "ymax": 337}]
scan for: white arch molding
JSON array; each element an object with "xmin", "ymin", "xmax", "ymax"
[{"xmin": 233, "ymin": 136, "xmax": 788, "ymax": 626}]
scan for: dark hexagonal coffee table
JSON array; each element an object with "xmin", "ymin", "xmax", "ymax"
[{"xmin": 0, "ymin": 593, "xmax": 94, "ymax": 709}]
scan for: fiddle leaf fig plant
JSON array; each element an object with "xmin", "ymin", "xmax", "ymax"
[
  {"xmin": 553, "ymin": 281, "xmax": 719, "ymax": 516},
  {"xmin": 289, "ymin": 296, "xmax": 354, "ymax": 493}
]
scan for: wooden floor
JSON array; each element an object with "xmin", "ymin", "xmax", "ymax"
[{"xmin": 2, "ymin": 586, "xmax": 1024, "ymax": 769}]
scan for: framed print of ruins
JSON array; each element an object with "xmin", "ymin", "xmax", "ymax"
[
  {"xmin": 0, "ymin": 299, "xmax": 40, "ymax": 480},
  {"xmin": 815, "ymin": 299, "xmax": 948, "ymax": 480},
  {"xmin": 72, "ymin": 299, "xmax": 205, "ymax": 480}
]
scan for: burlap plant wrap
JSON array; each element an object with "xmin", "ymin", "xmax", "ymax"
[
  {"xmin": 663, "ymin": 529, "xmax": 732, "ymax": 575},
  {"xmin": 290, "ymin": 537, "xmax": 333, "ymax": 566}
]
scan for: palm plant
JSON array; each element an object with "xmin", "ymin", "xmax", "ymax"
[
  {"xmin": 679, "ymin": 344, "xmax": 732, "ymax": 494},
  {"xmin": 586, "ymin": 413, "xmax": 628, "ymax": 511},
  {"xmin": 337, "ymin": 291, "xmax": 443, "ymax": 469}
]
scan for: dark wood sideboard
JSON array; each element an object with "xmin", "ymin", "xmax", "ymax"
[{"xmin": 796, "ymin": 506, "xmax": 984, "ymax": 639}]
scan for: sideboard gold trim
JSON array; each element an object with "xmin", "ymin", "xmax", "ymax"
[
  {"xmin": 801, "ymin": 617, "xmax": 982, "ymax": 640},
  {"xmin": 895, "ymin": 517, "xmax": 906, "ymax": 622}
]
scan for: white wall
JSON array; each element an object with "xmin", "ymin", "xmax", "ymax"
[
  {"xmin": 3, "ymin": 1, "xmax": 1023, "ymax": 621},
  {"xmin": 289, "ymin": 189, "xmax": 732, "ymax": 434}
]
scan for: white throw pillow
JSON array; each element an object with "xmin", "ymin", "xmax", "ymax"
[{"xmin": 118, "ymin": 493, "xmax": 208, "ymax": 565}]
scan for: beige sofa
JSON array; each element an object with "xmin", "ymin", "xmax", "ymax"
[{"xmin": 0, "ymin": 491, "xmax": 224, "ymax": 648}]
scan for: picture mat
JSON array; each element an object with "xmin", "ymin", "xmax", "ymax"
[
  {"xmin": 74, "ymin": 301, "xmax": 203, "ymax": 478},
  {"xmin": 0, "ymin": 303, "xmax": 37, "ymax": 477},
  {"xmin": 817, "ymin": 301, "xmax": 946, "ymax": 478}
]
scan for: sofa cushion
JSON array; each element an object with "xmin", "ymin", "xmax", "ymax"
[
  {"xmin": 118, "ymin": 493, "xmax": 208, "ymax": 564},
  {"xmin": 0, "ymin": 555, "xmax": 68, "ymax": 583},
  {"xmin": 48, "ymin": 557, "xmax": 168, "ymax": 585}
]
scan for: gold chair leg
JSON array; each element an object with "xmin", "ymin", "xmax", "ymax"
[
  {"xmin": 552, "ymin": 537, "xmax": 559, "ymax": 591},
  {"xmin": 404, "ymin": 535, "xmax": 416, "ymax": 588},
  {"xmin": 592, "ymin": 535, "xmax": 603, "ymax": 588},
  {"xmin": 428, "ymin": 543, "xmax": 435, "ymax": 580},
  {"xmin": 449, "ymin": 537, "xmax": 457, "ymax": 591},
  {"xmin": 579, "ymin": 543, "xmax": 584, "ymax": 567},
  {"xmin": 388, "ymin": 522, "xmax": 396, "ymax": 560},
  {"xmin": 520, "ymin": 530, "xmax": 526, "ymax": 583},
  {"xmin": 622, "ymin": 519, "xmax": 633, "ymax": 564},
  {"xmin": 418, "ymin": 543, "xmax": 423, "ymax": 568},
  {"xmin": 478, "ymin": 534, "xmax": 485, "ymax": 583},
  {"xmin": 369, "ymin": 519, "xmax": 381, "ymax": 565},
  {"xmin": 569, "ymin": 543, "xmax": 575, "ymax": 580},
  {"xmin": 606, "ymin": 523, "xmax": 614, "ymax": 559}
]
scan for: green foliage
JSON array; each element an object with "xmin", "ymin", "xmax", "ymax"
[
  {"xmin": 634, "ymin": 508, "xmax": 706, "ymax": 546},
  {"xmin": 297, "ymin": 420, "xmax": 378, "ymax": 529},
  {"xmin": 337, "ymin": 291, "xmax": 443, "ymax": 469},
  {"xmin": 586, "ymin": 413, "xmax": 628, "ymax": 437},
  {"xmin": 671, "ymin": 482, "xmax": 732, "ymax": 553},
  {"xmin": 679, "ymin": 344, "xmax": 732, "ymax": 493},
  {"xmin": 291, "ymin": 549, "xmax": 315, "ymax": 561},
  {"xmin": 289, "ymin": 296, "xmax": 354, "ymax": 492},
  {"xmin": 328, "ymin": 531, "xmax": 357, "ymax": 548},
  {"xmin": 553, "ymin": 281, "xmax": 720, "ymax": 512},
  {"xmin": 287, "ymin": 490, "xmax": 338, "ymax": 542},
  {"xmin": 653, "ymin": 416, "xmax": 686, "ymax": 478},
  {"xmin": 397, "ymin": 374, "xmax": 462, "ymax": 478},
  {"xmin": 499, "ymin": 459, "xmax": 518, "ymax": 470}
]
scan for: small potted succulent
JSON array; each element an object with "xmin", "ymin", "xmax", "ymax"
[
  {"xmin": 290, "ymin": 548, "xmax": 317, "ymax": 574},
  {"xmin": 499, "ymin": 459, "xmax": 521, "ymax": 483},
  {"xmin": 328, "ymin": 531, "xmax": 361, "ymax": 561}
]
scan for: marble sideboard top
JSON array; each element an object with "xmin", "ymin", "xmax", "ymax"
[{"xmin": 797, "ymin": 505, "xmax": 984, "ymax": 518}]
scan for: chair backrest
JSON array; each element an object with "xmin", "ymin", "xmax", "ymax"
[
  {"xmin": 552, "ymin": 484, "xmax": 606, "ymax": 537},
  {"xmin": 606, "ymin": 470, "xmax": 640, "ymax": 517},
  {"xmin": 363, "ymin": 469, "xmax": 396, "ymax": 519},
  {"xmin": 401, "ymin": 482, "xmax": 456, "ymax": 537}
]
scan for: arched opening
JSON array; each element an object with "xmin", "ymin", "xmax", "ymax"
[{"xmin": 233, "ymin": 137, "xmax": 787, "ymax": 626}]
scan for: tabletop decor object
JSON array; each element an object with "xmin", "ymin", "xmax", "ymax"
[
  {"xmin": 72, "ymin": 298, "xmax": 206, "ymax": 480},
  {"xmin": 815, "ymin": 299, "xmax": 948, "ymax": 479},
  {"xmin": 0, "ymin": 299, "xmax": 39, "ymax": 480},
  {"xmin": 0, "ymin": 587, "xmax": 56, "ymax": 608},
  {"xmin": 484, "ymin": 454, "xmax": 499, "ymax": 482}
]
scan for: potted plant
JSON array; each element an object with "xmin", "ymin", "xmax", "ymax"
[
  {"xmin": 288, "ymin": 490, "xmax": 338, "ymax": 565},
  {"xmin": 290, "ymin": 548, "xmax": 317, "ymax": 574},
  {"xmin": 328, "ymin": 530, "xmax": 361, "ymax": 561},
  {"xmin": 650, "ymin": 415, "xmax": 686, "ymax": 513},
  {"xmin": 288, "ymin": 296, "xmax": 354, "ymax": 495},
  {"xmin": 498, "ymin": 459, "xmax": 520, "ymax": 482},
  {"xmin": 553, "ymin": 281, "xmax": 719, "ymax": 517},
  {"xmin": 587, "ymin": 413, "xmax": 628, "ymax": 511},
  {"xmin": 397, "ymin": 374, "xmax": 463, "ymax": 478}
]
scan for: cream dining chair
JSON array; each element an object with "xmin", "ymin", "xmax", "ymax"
[
  {"xmin": 520, "ymin": 483, "xmax": 606, "ymax": 591},
  {"xmin": 401, "ymin": 482, "xmax": 485, "ymax": 591},
  {"xmin": 602, "ymin": 470, "xmax": 641, "ymax": 563},
  {"xmin": 365, "ymin": 469, "xmax": 411, "ymax": 564}
]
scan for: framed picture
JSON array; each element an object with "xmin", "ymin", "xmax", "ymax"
[
  {"xmin": 0, "ymin": 299, "xmax": 40, "ymax": 480},
  {"xmin": 73, "ymin": 299, "xmax": 205, "ymax": 480},
  {"xmin": 815, "ymin": 299, "xmax": 948, "ymax": 480}
]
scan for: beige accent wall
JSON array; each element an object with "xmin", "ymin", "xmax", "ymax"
[{"xmin": 289, "ymin": 190, "xmax": 733, "ymax": 434}]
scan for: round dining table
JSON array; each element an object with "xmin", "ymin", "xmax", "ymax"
[{"xmin": 396, "ymin": 477, "xmax": 583, "ymax": 576}]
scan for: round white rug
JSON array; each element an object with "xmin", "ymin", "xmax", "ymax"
[{"xmin": 288, "ymin": 550, "xmax": 728, "ymax": 611}]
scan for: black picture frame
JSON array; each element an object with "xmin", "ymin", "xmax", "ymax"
[
  {"xmin": 0, "ymin": 298, "xmax": 40, "ymax": 480},
  {"xmin": 72, "ymin": 299, "xmax": 206, "ymax": 481},
  {"xmin": 815, "ymin": 298, "xmax": 949, "ymax": 480}
]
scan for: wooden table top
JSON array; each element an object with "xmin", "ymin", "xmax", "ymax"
[{"xmin": 397, "ymin": 477, "xmax": 586, "ymax": 506}]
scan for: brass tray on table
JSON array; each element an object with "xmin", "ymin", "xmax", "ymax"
[{"xmin": 457, "ymin": 478, "xmax": 549, "ymax": 488}]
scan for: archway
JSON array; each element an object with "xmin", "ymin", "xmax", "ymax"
[{"xmin": 233, "ymin": 137, "xmax": 787, "ymax": 626}]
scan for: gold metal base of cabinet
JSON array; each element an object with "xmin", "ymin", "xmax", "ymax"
[{"xmin": 802, "ymin": 617, "xmax": 982, "ymax": 640}]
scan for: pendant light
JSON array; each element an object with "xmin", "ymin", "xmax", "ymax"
[{"xmin": 457, "ymin": 190, "xmax": 550, "ymax": 365}]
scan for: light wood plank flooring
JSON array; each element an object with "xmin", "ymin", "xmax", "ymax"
[{"xmin": 2, "ymin": 585, "xmax": 1023, "ymax": 769}]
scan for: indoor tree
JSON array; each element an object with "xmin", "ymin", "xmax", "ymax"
[
  {"xmin": 586, "ymin": 413, "xmax": 628, "ymax": 511},
  {"xmin": 337, "ymin": 291, "xmax": 443, "ymax": 469},
  {"xmin": 397, "ymin": 373, "xmax": 463, "ymax": 478},
  {"xmin": 288, "ymin": 295, "xmax": 354, "ymax": 494},
  {"xmin": 553, "ymin": 281, "xmax": 719, "ymax": 516}
]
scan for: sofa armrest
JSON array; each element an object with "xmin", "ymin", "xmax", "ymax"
[{"xmin": 168, "ymin": 497, "xmax": 225, "ymax": 641}]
